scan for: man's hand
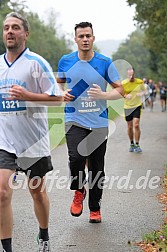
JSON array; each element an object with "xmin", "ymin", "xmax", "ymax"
[
  {"xmin": 124, "ymin": 93, "xmax": 132, "ymax": 99},
  {"xmin": 87, "ymin": 84, "xmax": 104, "ymax": 100},
  {"xmin": 9, "ymin": 85, "xmax": 30, "ymax": 100},
  {"xmin": 62, "ymin": 89, "xmax": 75, "ymax": 102}
]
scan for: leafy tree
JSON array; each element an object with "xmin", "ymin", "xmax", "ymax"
[
  {"xmin": 26, "ymin": 12, "xmax": 71, "ymax": 71},
  {"xmin": 8, "ymin": 0, "xmax": 28, "ymax": 12},
  {"xmin": 112, "ymin": 29, "xmax": 153, "ymax": 79},
  {"xmin": 0, "ymin": 0, "xmax": 10, "ymax": 10},
  {"xmin": 126, "ymin": 0, "xmax": 167, "ymax": 81},
  {"xmin": 0, "ymin": 0, "xmax": 72, "ymax": 71},
  {"xmin": 0, "ymin": 0, "xmax": 11, "ymax": 53}
]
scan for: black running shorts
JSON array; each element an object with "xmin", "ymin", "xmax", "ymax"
[
  {"xmin": 124, "ymin": 106, "xmax": 142, "ymax": 121},
  {"xmin": 0, "ymin": 149, "xmax": 53, "ymax": 178}
]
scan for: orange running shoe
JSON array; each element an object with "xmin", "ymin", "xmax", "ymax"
[
  {"xmin": 89, "ymin": 210, "xmax": 101, "ymax": 223},
  {"xmin": 70, "ymin": 187, "xmax": 86, "ymax": 217}
]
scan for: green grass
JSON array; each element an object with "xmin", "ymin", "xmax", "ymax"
[
  {"xmin": 141, "ymin": 224, "xmax": 167, "ymax": 251},
  {"xmin": 107, "ymin": 98, "xmax": 124, "ymax": 120},
  {"xmin": 48, "ymin": 105, "xmax": 66, "ymax": 150}
]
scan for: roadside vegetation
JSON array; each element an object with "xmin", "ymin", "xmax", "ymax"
[
  {"xmin": 133, "ymin": 165, "xmax": 167, "ymax": 252},
  {"xmin": 113, "ymin": 0, "xmax": 167, "ymax": 83}
]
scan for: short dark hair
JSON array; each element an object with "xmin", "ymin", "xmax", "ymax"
[
  {"xmin": 4, "ymin": 12, "xmax": 29, "ymax": 32},
  {"xmin": 74, "ymin": 22, "xmax": 93, "ymax": 34}
]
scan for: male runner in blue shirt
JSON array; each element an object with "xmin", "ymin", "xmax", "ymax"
[{"xmin": 57, "ymin": 22, "xmax": 123, "ymax": 223}]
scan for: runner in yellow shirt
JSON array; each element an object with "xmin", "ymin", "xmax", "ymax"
[{"xmin": 122, "ymin": 68, "xmax": 146, "ymax": 153}]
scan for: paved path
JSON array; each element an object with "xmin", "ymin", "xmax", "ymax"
[{"xmin": 2, "ymin": 99, "xmax": 167, "ymax": 252}]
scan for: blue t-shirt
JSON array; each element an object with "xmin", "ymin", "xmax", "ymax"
[{"xmin": 58, "ymin": 51, "xmax": 120, "ymax": 128}]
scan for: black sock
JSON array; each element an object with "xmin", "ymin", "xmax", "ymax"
[
  {"xmin": 39, "ymin": 227, "xmax": 49, "ymax": 241},
  {"xmin": 136, "ymin": 142, "xmax": 139, "ymax": 145},
  {"xmin": 1, "ymin": 238, "xmax": 12, "ymax": 252},
  {"xmin": 131, "ymin": 140, "xmax": 134, "ymax": 145}
]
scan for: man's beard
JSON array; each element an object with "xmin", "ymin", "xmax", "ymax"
[{"xmin": 6, "ymin": 43, "xmax": 18, "ymax": 51}]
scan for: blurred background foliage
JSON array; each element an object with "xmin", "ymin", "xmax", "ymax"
[
  {"xmin": 0, "ymin": 0, "xmax": 167, "ymax": 81},
  {"xmin": 113, "ymin": 0, "xmax": 167, "ymax": 82}
]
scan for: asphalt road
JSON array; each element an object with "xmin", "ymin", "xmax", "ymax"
[{"xmin": 2, "ymin": 98, "xmax": 167, "ymax": 252}]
